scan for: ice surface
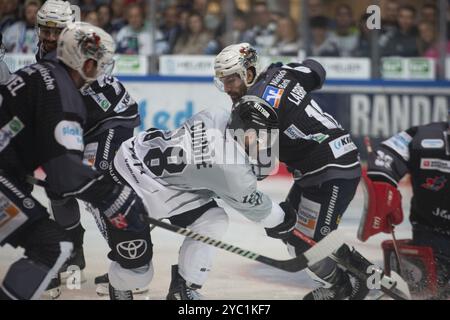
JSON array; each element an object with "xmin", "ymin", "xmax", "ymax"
[{"xmin": 0, "ymin": 177, "xmax": 413, "ymax": 300}]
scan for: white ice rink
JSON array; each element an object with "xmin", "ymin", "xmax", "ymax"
[{"xmin": 0, "ymin": 177, "xmax": 414, "ymax": 300}]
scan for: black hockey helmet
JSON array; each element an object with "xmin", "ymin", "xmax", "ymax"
[{"xmin": 228, "ymin": 95, "xmax": 278, "ymax": 131}]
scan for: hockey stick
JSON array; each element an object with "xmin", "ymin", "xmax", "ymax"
[
  {"xmin": 144, "ymin": 215, "xmax": 344, "ymax": 273},
  {"xmin": 293, "ymin": 229, "xmax": 411, "ymax": 300},
  {"xmin": 387, "ymin": 216, "xmax": 405, "ymax": 276},
  {"xmin": 25, "ymin": 174, "xmax": 342, "ymax": 272}
]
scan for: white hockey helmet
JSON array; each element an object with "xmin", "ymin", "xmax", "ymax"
[
  {"xmin": 214, "ymin": 43, "xmax": 259, "ymax": 89},
  {"xmin": 37, "ymin": 0, "xmax": 75, "ymax": 29},
  {"xmin": 57, "ymin": 22, "xmax": 116, "ymax": 83}
]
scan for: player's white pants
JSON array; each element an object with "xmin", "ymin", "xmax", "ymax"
[
  {"xmin": 178, "ymin": 206, "xmax": 229, "ymax": 286},
  {"xmin": 113, "ymin": 140, "xmax": 229, "ymax": 289},
  {"xmin": 108, "ymin": 261, "xmax": 154, "ymax": 291}
]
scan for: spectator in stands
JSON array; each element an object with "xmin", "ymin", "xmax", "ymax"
[
  {"xmin": 176, "ymin": 0, "xmax": 193, "ymax": 11},
  {"xmin": 160, "ymin": 5, "xmax": 182, "ymax": 54},
  {"xmin": 245, "ymin": 1, "xmax": 277, "ymax": 55},
  {"xmin": 418, "ymin": 20, "xmax": 450, "ymax": 59},
  {"xmin": 203, "ymin": 0, "xmax": 221, "ymax": 32},
  {"xmin": 116, "ymin": 3, "xmax": 168, "ymax": 55},
  {"xmin": 310, "ymin": 15, "xmax": 339, "ymax": 57},
  {"xmin": 216, "ymin": 9, "xmax": 251, "ymax": 49},
  {"xmin": 270, "ymin": 10, "xmax": 285, "ymax": 25},
  {"xmin": 97, "ymin": 4, "xmax": 113, "ymax": 35},
  {"xmin": 308, "ymin": 0, "xmax": 326, "ymax": 18},
  {"xmin": 178, "ymin": 8, "xmax": 190, "ymax": 31},
  {"xmin": 0, "ymin": 0, "xmax": 19, "ymax": 33},
  {"xmin": 79, "ymin": 0, "xmax": 96, "ymax": 17},
  {"xmin": 352, "ymin": 13, "xmax": 372, "ymax": 58},
  {"xmin": 381, "ymin": 5, "xmax": 418, "ymax": 57},
  {"xmin": 329, "ymin": 4, "xmax": 358, "ymax": 57},
  {"xmin": 111, "ymin": 0, "xmax": 126, "ymax": 38},
  {"xmin": 417, "ymin": 20, "xmax": 437, "ymax": 56},
  {"xmin": 3, "ymin": 0, "xmax": 39, "ymax": 54},
  {"xmin": 307, "ymin": 0, "xmax": 331, "ymax": 28},
  {"xmin": 420, "ymin": 3, "xmax": 438, "ymax": 25},
  {"xmin": 84, "ymin": 9, "xmax": 99, "ymax": 27},
  {"xmin": 192, "ymin": 0, "xmax": 207, "ymax": 16},
  {"xmin": 173, "ymin": 11, "xmax": 217, "ymax": 55},
  {"xmin": 268, "ymin": 15, "xmax": 302, "ymax": 56},
  {"xmin": 382, "ymin": 0, "xmax": 399, "ymax": 34}
]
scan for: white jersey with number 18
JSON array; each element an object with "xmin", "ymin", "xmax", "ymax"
[{"xmin": 113, "ymin": 108, "xmax": 274, "ymax": 222}]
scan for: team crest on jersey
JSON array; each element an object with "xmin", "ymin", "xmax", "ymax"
[
  {"xmin": 262, "ymin": 85, "xmax": 284, "ymax": 109},
  {"xmin": 421, "ymin": 176, "xmax": 447, "ymax": 191}
]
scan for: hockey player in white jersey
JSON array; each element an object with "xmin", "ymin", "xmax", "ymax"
[{"xmin": 112, "ymin": 96, "xmax": 298, "ymax": 299}]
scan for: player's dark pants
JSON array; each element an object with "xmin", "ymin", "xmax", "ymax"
[
  {"xmin": 411, "ymin": 223, "xmax": 450, "ymax": 294},
  {"xmin": 49, "ymin": 127, "xmax": 152, "ymax": 272},
  {"xmin": 284, "ymin": 177, "xmax": 360, "ymax": 282},
  {"xmin": 0, "ymin": 174, "xmax": 72, "ymax": 299}
]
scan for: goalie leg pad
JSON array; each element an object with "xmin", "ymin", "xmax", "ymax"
[{"xmin": 382, "ymin": 239, "xmax": 438, "ymax": 298}]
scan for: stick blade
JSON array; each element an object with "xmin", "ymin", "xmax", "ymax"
[{"xmin": 389, "ymin": 271, "xmax": 411, "ymax": 300}]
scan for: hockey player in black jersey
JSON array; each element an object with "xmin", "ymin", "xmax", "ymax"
[
  {"xmin": 214, "ymin": 43, "xmax": 366, "ymax": 300},
  {"xmin": 0, "ymin": 22, "xmax": 149, "ymax": 300},
  {"xmin": 36, "ymin": 1, "xmax": 142, "ymax": 297},
  {"xmin": 359, "ymin": 108, "xmax": 450, "ymax": 299}
]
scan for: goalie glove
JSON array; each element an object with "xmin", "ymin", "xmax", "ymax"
[
  {"xmin": 265, "ymin": 201, "xmax": 297, "ymax": 239},
  {"xmin": 357, "ymin": 172, "xmax": 403, "ymax": 242}
]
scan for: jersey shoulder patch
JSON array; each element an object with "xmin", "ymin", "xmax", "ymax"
[
  {"xmin": 262, "ymin": 85, "xmax": 284, "ymax": 109},
  {"xmin": 54, "ymin": 120, "xmax": 84, "ymax": 152}
]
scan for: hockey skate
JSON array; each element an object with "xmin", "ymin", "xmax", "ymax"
[
  {"xmin": 43, "ymin": 247, "xmax": 87, "ymax": 299},
  {"xmin": 303, "ymin": 267, "xmax": 369, "ymax": 300},
  {"xmin": 166, "ymin": 265, "xmax": 203, "ymax": 300},
  {"xmin": 94, "ymin": 273, "xmax": 149, "ymax": 296},
  {"xmin": 108, "ymin": 284, "xmax": 133, "ymax": 300},
  {"xmin": 60, "ymin": 246, "xmax": 87, "ymax": 284},
  {"xmin": 44, "ymin": 274, "xmax": 62, "ymax": 300},
  {"xmin": 303, "ymin": 245, "xmax": 371, "ymax": 300}
]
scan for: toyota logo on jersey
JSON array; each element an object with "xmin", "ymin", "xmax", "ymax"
[{"xmin": 116, "ymin": 240, "xmax": 147, "ymax": 260}]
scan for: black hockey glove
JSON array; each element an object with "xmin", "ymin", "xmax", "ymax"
[
  {"xmin": 265, "ymin": 201, "xmax": 297, "ymax": 240},
  {"xmin": 96, "ymin": 184, "xmax": 148, "ymax": 233}
]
